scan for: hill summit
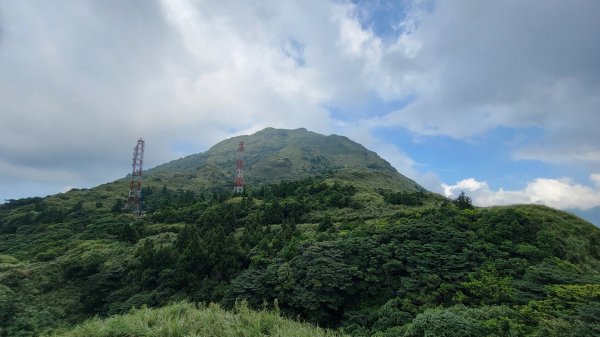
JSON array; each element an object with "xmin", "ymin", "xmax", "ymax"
[{"xmin": 145, "ymin": 127, "xmax": 422, "ymax": 192}]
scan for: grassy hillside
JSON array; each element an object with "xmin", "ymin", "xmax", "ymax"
[
  {"xmin": 51, "ymin": 301, "xmax": 343, "ymax": 337},
  {"xmin": 144, "ymin": 127, "xmax": 423, "ymax": 192},
  {"xmin": 1, "ymin": 176, "xmax": 599, "ymax": 336}
]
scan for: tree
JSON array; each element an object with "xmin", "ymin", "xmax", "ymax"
[
  {"xmin": 318, "ymin": 215, "xmax": 333, "ymax": 232},
  {"xmin": 454, "ymin": 191, "xmax": 473, "ymax": 210},
  {"xmin": 119, "ymin": 223, "xmax": 139, "ymax": 244},
  {"xmin": 177, "ymin": 227, "xmax": 209, "ymax": 285},
  {"xmin": 111, "ymin": 199, "xmax": 124, "ymax": 213},
  {"xmin": 403, "ymin": 306, "xmax": 480, "ymax": 337}
]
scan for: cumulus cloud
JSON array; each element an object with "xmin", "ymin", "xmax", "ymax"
[
  {"xmin": 369, "ymin": 0, "xmax": 600, "ymax": 166},
  {"xmin": 442, "ymin": 174, "xmax": 600, "ymax": 210},
  {"xmin": 1, "ymin": 0, "xmax": 598, "ymax": 205},
  {"xmin": 592, "ymin": 174, "xmax": 600, "ymax": 187},
  {"xmin": 0, "ymin": 0, "xmax": 409, "ymax": 198}
]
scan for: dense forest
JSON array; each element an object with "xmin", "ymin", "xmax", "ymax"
[{"xmin": 1, "ymin": 176, "xmax": 599, "ymax": 336}]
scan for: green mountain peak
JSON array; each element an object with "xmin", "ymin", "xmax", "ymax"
[{"xmin": 146, "ymin": 127, "xmax": 423, "ymax": 192}]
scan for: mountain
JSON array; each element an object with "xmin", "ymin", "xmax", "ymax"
[
  {"xmin": 1, "ymin": 128, "xmax": 600, "ymax": 337},
  {"xmin": 145, "ymin": 127, "xmax": 422, "ymax": 192}
]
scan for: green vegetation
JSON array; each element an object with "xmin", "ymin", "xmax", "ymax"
[
  {"xmin": 2, "ymin": 178, "xmax": 599, "ymax": 336},
  {"xmin": 1, "ymin": 128, "xmax": 599, "ymax": 336},
  {"xmin": 51, "ymin": 301, "xmax": 343, "ymax": 337},
  {"xmin": 145, "ymin": 127, "xmax": 423, "ymax": 192}
]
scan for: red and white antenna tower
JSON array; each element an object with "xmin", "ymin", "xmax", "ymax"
[
  {"xmin": 128, "ymin": 138, "xmax": 145, "ymax": 216},
  {"xmin": 233, "ymin": 141, "xmax": 245, "ymax": 194}
]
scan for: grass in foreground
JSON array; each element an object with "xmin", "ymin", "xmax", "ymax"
[{"xmin": 51, "ymin": 301, "xmax": 345, "ymax": 337}]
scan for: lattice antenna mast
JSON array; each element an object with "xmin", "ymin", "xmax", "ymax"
[
  {"xmin": 128, "ymin": 138, "xmax": 145, "ymax": 216},
  {"xmin": 233, "ymin": 141, "xmax": 245, "ymax": 194}
]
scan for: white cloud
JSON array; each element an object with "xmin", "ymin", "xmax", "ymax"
[
  {"xmin": 515, "ymin": 145, "xmax": 600, "ymax": 165},
  {"xmin": 1, "ymin": 0, "xmax": 599, "ymax": 204},
  {"xmin": 592, "ymin": 174, "xmax": 600, "ymax": 187},
  {"xmin": 0, "ymin": 0, "xmax": 429, "ymax": 201},
  {"xmin": 442, "ymin": 178, "xmax": 487, "ymax": 198},
  {"xmin": 443, "ymin": 174, "xmax": 600, "ymax": 210},
  {"xmin": 367, "ymin": 0, "xmax": 600, "ymax": 166}
]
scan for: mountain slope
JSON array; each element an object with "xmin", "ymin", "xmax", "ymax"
[
  {"xmin": 145, "ymin": 127, "xmax": 422, "ymax": 192},
  {"xmin": 1, "ymin": 128, "xmax": 600, "ymax": 337}
]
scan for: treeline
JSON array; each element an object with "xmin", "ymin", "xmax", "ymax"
[
  {"xmin": 378, "ymin": 190, "xmax": 427, "ymax": 206},
  {"xmin": 145, "ymin": 177, "xmax": 358, "ymax": 225}
]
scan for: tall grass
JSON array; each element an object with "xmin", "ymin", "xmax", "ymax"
[{"xmin": 51, "ymin": 301, "xmax": 345, "ymax": 337}]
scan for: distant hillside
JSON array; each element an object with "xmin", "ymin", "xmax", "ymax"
[{"xmin": 144, "ymin": 127, "xmax": 422, "ymax": 192}]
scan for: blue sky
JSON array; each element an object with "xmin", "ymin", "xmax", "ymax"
[
  {"xmin": 1, "ymin": 0, "xmax": 600, "ymax": 221},
  {"xmin": 375, "ymin": 126, "xmax": 562, "ymax": 187}
]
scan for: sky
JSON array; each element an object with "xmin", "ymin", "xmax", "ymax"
[{"xmin": 1, "ymin": 0, "xmax": 600, "ymax": 219}]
